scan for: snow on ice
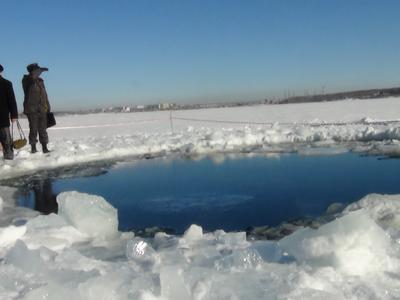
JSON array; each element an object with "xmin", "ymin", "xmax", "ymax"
[
  {"xmin": 1, "ymin": 97, "xmax": 400, "ymax": 180},
  {"xmin": 1, "ymin": 98, "xmax": 400, "ymax": 299}
]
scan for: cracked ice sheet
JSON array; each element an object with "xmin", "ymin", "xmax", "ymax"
[{"xmin": 0, "ymin": 190, "xmax": 400, "ymax": 299}]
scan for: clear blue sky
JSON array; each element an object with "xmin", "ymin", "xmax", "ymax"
[{"xmin": 2, "ymin": 0, "xmax": 400, "ymax": 111}]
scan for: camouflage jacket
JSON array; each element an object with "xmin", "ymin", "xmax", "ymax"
[{"xmin": 22, "ymin": 75, "xmax": 51, "ymax": 114}]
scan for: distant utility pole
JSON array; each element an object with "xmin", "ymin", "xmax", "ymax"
[{"xmin": 169, "ymin": 110, "xmax": 174, "ymax": 133}]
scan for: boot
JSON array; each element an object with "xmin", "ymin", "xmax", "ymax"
[
  {"xmin": 1, "ymin": 128, "xmax": 14, "ymax": 160},
  {"xmin": 42, "ymin": 144, "xmax": 50, "ymax": 153},
  {"xmin": 3, "ymin": 144, "xmax": 14, "ymax": 160},
  {"xmin": 31, "ymin": 144, "xmax": 37, "ymax": 154}
]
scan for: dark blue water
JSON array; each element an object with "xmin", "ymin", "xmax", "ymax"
[{"xmin": 17, "ymin": 152, "xmax": 400, "ymax": 233}]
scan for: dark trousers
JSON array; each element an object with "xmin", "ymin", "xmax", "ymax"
[
  {"xmin": 0, "ymin": 127, "xmax": 14, "ymax": 160},
  {"xmin": 27, "ymin": 113, "xmax": 48, "ymax": 145}
]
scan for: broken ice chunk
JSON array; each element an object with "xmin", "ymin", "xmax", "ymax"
[
  {"xmin": 57, "ymin": 192, "xmax": 118, "ymax": 238},
  {"xmin": 183, "ymin": 224, "xmax": 203, "ymax": 241}
]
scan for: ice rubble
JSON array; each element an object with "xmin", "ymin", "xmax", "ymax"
[
  {"xmin": 0, "ymin": 191, "xmax": 399, "ymax": 299},
  {"xmin": 2, "ymin": 121, "xmax": 400, "ymax": 181},
  {"xmin": 279, "ymin": 210, "xmax": 394, "ymax": 276}
]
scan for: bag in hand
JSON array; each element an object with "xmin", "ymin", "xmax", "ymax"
[
  {"xmin": 47, "ymin": 112, "xmax": 56, "ymax": 128},
  {"xmin": 12, "ymin": 120, "xmax": 27, "ymax": 150}
]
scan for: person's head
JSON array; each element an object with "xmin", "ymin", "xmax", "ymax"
[
  {"xmin": 0, "ymin": 64, "xmax": 3, "ymax": 76},
  {"xmin": 27, "ymin": 63, "xmax": 48, "ymax": 78},
  {"xmin": 31, "ymin": 69, "xmax": 43, "ymax": 78}
]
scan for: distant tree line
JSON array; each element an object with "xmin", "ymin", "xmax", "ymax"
[
  {"xmin": 278, "ymin": 87, "xmax": 400, "ymax": 105},
  {"xmin": 24, "ymin": 86, "xmax": 400, "ymax": 116}
]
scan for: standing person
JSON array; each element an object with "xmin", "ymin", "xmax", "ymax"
[
  {"xmin": 0, "ymin": 64, "xmax": 18, "ymax": 160},
  {"xmin": 22, "ymin": 63, "xmax": 51, "ymax": 153}
]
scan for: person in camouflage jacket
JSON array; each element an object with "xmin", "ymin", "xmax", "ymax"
[{"xmin": 22, "ymin": 63, "xmax": 51, "ymax": 153}]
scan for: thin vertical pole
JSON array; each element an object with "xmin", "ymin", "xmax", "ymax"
[{"xmin": 169, "ymin": 110, "xmax": 174, "ymax": 133}]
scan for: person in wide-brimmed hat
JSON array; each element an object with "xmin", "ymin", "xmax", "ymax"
[
  {"xmin": 0, "ymin": 64, "xmax": 19, "ymax": 160},
  {"xmin": 22, "ymin": 63, "xmax": 51, "ymax": 153}
]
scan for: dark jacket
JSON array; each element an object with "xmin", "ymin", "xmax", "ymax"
[
  {"xmin": 0, "ymin": 76, "xmax": 18, "ymax": 128},
  {"xmin": 22, "ymin": 75, "xmax": 51, "ymax": 114}
]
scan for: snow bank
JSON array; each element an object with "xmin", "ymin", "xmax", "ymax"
[
  {"xmin": 1, "ymin": 98, "xmax": 400, "ymax": 180},
  {"xmin": 1, "ymin": 191, "xmax": 400, "ymax": 299}
]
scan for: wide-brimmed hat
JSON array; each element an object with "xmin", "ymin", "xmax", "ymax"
[
  {"xmin": 27, "ymin": 63, "xmax": 48, "ymax": 73},
  {"xmin": 0, "ymin": 64, "xmax": 3, "ymax": 72}
]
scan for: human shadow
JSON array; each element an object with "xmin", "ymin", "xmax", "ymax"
[{"xmin": 31, "ymin": 178, "xmax": 58, "ymax": 215}]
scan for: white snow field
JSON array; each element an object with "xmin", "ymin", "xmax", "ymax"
[
  {"xmin": 1, "ymin": 97, "xmax": 400, "ymax": 180},
  {"xmin": 1, "ymin": 98, "xmax": 400, "ymax": 299}
]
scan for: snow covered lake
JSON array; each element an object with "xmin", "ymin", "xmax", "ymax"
[
  {"xmin": 8, "ymin": 151, "xmax": 400, "ymax": 235},
  {"xmin": 2, "ymin": 97, "xmax": 400, "ymax": 181},
  {"xmin": 1, "ymin": 98, "xmax": 400, "ymax": 299}
]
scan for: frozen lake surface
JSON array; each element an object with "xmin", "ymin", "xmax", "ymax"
[
  {"xmin": 1, "ymin": 99, "xmax": 400, "ymax": 299},
  {"xmin": 14, "ymin": 151, "xmax": 400, "ymax": 233}
]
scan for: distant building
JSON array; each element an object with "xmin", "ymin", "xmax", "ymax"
[
  {"xmin": 159, "ymin": 103, "xmax": 172, "ymax": 110},
  {"xmin": 146, "ymin": 104, "xmax": 159, "ymax": 111}
]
